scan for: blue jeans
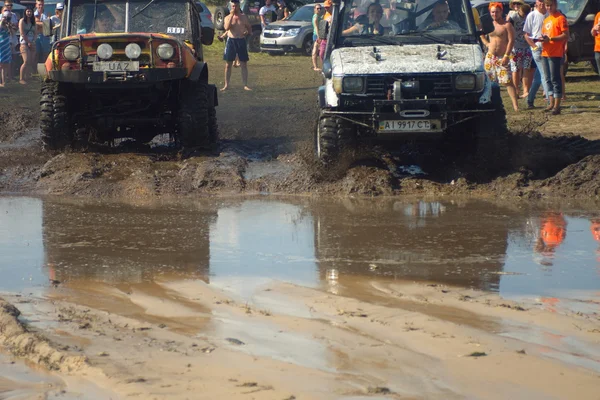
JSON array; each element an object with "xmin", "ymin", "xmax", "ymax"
[
  {"xmin": 541, "ymin": 56, "xmax": 563, "ymax": 100},
  {"xmin": 527, "ymin": 48, "xmax": 549, "ymax": 107},
  {"xmin": 595, "ymin": 52, "xmax": 600, "ymax": 78}
]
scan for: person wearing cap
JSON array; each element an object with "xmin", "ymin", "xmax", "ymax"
[
  {"xmin": 221, "ymin": 0, "xmax": 252, "ymax": 91},
  {"xmin": 50, "ymin": 2, "xmax": 63, "ymax": 43},
  {"xmin": 318, "ymin": 0, "xmax": 332, "ymax": 61}
]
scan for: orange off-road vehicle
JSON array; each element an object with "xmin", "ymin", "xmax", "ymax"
[{"xmin": 37, "ymin": 0, "xmax": 218, "ymax": 150}]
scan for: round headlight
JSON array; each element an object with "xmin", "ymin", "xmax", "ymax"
[
  {"xmin": 63, "ymin": 44, "xmax": 79, "ymax": 61},
  {"xmin": 97, "ymin": 43, "xmax": 113, "ymax": 60},
  {"xmin": 125, "ymin": 43, "xmax": 142, "ymax": 59},
  {"xmin": 156, "ymin": 43, "xmax": 174, "ymax": 60}
]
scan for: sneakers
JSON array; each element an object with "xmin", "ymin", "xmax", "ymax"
[{"xmin": 526, "ymin": 103, "xmax": 535, "ymax": 109}]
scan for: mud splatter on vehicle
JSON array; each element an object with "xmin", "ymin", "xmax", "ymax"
[{"xmin": 37, "ymin": 0, "xmax": 219, "ymax": 150}]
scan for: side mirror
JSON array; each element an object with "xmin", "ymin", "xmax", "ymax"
[
  {"xmin": 322, "ymin": 59, "xmax": 332, "ymax": 78},
  {"xmin": 201, "ymin": 27, "xmax": 214, "ymax": 45},
  {"xmin": 42, "ymin": 19, "xmax": 52, "ymax": 37},
  {"xmin": 584, "ymin": 13, "xmax": 595, "ymax": 22}
]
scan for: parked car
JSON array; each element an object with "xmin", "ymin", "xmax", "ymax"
[
  {"xmin": 214, "ymin": 0, "xmax": 311, "ymax": 52},
  {"xmin": 196, "ymin": 1, "xmax": 215, "ymax": 44},
  {"xmin": 260, "ymin": 3, "xmax": 316, "ymax": 56}
]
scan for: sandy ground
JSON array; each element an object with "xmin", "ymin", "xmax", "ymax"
[{"xmin": 1, "ymin": 277, "xmax": 599, "ymax": 399}]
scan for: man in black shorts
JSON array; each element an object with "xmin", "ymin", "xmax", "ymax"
[{"xmin": 221, "ymin": 0, "xmax": 253, "ymax": 91}]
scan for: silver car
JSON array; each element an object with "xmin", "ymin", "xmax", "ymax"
[
  {"xmin": 195, "ymin": 1, "xmax": 215, "ymax": 30},
  {"xmin": 260, "ymin": 4, "xmax": 317, "ymax": 56}
]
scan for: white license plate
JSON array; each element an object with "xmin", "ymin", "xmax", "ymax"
[
  {"xmin": 93, "ymin": 61, "xmax": 140, "ymax": 72},
  {"xmin": 379, "ymin": 120, "xmax": 432, "ymax": 132},
  {"xmin": 262, "ymin": 38, "xmax": 276, "ymax": 45}
]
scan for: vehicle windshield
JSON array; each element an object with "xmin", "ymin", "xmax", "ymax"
[
  {"xmin": 288, "ymin": 4, "xmax": 315, "ymax": 21},
  {"xmin": 69, "ymin": 0, "xmax": 191, "ymax": 40},
  {"xmin": 557, "ymin": 0, "xmax": 587, "ymax": 21},
  {"xmin": 336, "ymin": 0, "xmax": 473, "ymax": 44}
]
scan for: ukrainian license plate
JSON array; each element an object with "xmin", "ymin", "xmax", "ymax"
[
  {"xmin": 379, "ymin": 120, "xmax": 432, "ymax": 132},
  {"xmin": 262, "ymin": 38, "xmax": 276, "ymax": 45},
  {"xmin": 93, "ymin": 61, "xmax": 140, "ymax": 72}
]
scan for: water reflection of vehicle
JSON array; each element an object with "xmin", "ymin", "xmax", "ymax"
[
  {"xmin": 312, "ymin": 199, "xmax": 511, "ymax": 290},
  {"xmin": 42, "ymin": 200, "xmax": 215, "ymax": 284}
]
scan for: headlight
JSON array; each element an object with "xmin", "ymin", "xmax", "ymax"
[
  {"xmin": 342, "ymin": 77, "xmax": 364, "ymax": 93},
  {"xmin": 96, "ymin": 43, "xmax": 112, "ymax": 60},
  {"xmin": 455, "ymin": 74, "xmax": 475, "ymax": 90},
  {"xmin": 283, "ymin": 28, "xmax": 301, "ymax": 37},
  {"xmin": 96, "ymin": 43, "xmax": 113, "ymax": 60},
  {"xmin": 125, "ymin": 43, "xmax": 142, "ymax": 59},
  {"xmin": 332, "ymin": 76, "xmax": 343, "ymax": 94},
  {"xmin": 157, "ymin": 43, "xmax": 174, "ymax": 60},
  {"xmin": 475, "ymin": 72, "xmax": 485, "ymax": 91},
  {"xmin": 63, "ymin": 44, "xmax": 79, "ymax": 61}
]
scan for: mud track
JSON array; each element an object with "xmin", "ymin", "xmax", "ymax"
[{"xmin": 1, "ymin": 57, "xmax": 599, "ymax": 201}]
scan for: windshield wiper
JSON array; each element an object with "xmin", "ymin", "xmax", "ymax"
[
  {"xmin": 132, "ymin": 0, "xmax": 160, "ymax": 19},
  {"xmin": 91, "ymin": 0, "xmax": 98, "ymax": 32},
  {"xmin": 402, "ymin": 30, "xmax": 453, "ymax": 45},
  {"xmin": 342, "ymin": 35, "xmax": 401, "ymax": 46}
]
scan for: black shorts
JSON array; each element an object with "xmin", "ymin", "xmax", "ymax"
[{"xmin": 223, "ymin": 37, "xmax": 249, "ymax": 62}]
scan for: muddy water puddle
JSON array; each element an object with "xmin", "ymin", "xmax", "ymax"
[{"xmin": 1, "ymin": 196, "xmax": 599, "ymax": 306}]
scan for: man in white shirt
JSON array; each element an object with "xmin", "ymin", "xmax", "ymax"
[
  {"xmin": 259, "ymin": 0, "xmax": 276, "ymax": 31},
  {"xmin": 50, "ymin": 2, "xmax": 63, "ymax": 43},
  {"xmin": 523, "ymin": 0, "xmax": 548, "ymax": 108},
  {"xmin": 3, "ymin": 0, "xmax": 18, "ymax": 81}
]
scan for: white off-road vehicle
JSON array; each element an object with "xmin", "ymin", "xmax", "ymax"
[{"xmin": 316, "ymin": 0, "xmax": 506, "ymax": 165}]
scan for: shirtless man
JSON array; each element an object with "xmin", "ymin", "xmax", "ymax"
[
  {"xmin": 221, "ymin": 0, "xmax": 252, "ymax": 91},
  {"xmin": 481, "ymin": 2, "xmax": 519, "ymax": 111}
]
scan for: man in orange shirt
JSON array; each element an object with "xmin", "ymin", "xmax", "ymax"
[
  {"xmin": 591, "ymin": 11, "xmax": 600, "ymax": 77},
  {"xmin": 540, "ymin": 0, "xmax": 568, "ymax": 114}
]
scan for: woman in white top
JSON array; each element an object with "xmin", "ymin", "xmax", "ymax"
[{"xmin": 19, "ymin": 6, "xmax": 36, "ymax": 84}]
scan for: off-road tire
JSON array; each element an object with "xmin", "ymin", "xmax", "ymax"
[
  {"xmin": 177, "ymin": 81, "xmax": 210, "ymax": 148},
  {"xmin": 474, "ymin": 85, "xmax": 509, "ymax": 171},
  {"xmin": 40, "ymin": 81, "xmax": 71, "ymax": 151},
  {"xmin": 214, "ymin": 6, "xmax": 228, "ymax": 30},
  {"xmin": 315, "ymin": 115, "xmax": 356, "ymax": 164},
  {"xmin": 302, "ymin": 36, "xmax": 313, "ymax": 57},
  {"xmin": 248, "ymin": 30, "xmax": 261, "ymax": 53},
  {"xmin": 208, "ymin": 104, "xmax": 218, "ymax": 144}
]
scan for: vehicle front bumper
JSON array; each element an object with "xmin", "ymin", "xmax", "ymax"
[
  {"xmin": 260, "ymin": 33, "xmax": 307, "ymax": 53},
  {"xmin": 43, "ymin": 67, "xmax": 188, "ymax": 84}
]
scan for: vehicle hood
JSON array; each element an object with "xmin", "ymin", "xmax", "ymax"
[
  {"xmin": 330, "ymin": 44, "xmax": 483, "ymax": 75},
  {"xmin": 265, "ymin": 20, "xmax": 312, "ymax": 29}
]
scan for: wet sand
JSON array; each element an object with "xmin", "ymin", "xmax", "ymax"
[{"xmin": 1, "ymin": 275, "xmax": 599, "ymax": 400}]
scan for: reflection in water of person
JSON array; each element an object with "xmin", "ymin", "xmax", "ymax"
[{"xmin": 533, "ymin": 212, "xmax": 567, "ymax": 266}]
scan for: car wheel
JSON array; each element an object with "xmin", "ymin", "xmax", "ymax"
[
  {"xmin": 214, "ymin": 7, "xmax": 229, "ymax": 30},
  {"xmin": 248, "ymin": 30, "xmax": 261, "ymax": 53},
  {"xmin": 302, "ymin": 35, "xmax": 313, "ymax": 57}
]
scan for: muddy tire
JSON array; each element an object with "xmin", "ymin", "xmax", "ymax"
[
  {"xmin": 315, "ymin": 115, "xmax": 356, "ymax": 164},
  {"xmin": 302, "ymin": 35, "xmax": 313, "ymax": 57},
  {"xmin": 40, "ymin": 81, "xmax": 71, "ymax": 151},
  {"xmin": 214, "ymin": 6, "xmax": 228, "ymax": 30},
  {"xmin": 177, "ymin": 81, "xmax": 210, "ymax": 148},
  {"xmin": 474, "ymin": 85, "xmax": 509, "ymax": 171},
  {"xmin": 208, "ymin": 104, "xmax": 218, "ymax": 144}
]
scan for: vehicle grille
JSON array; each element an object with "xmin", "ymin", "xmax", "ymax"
[
  {"xmin": 263, "ymin": 32, "xmax": 284, "ymax": 38},
  {"xmin": 365, "ymin": 75, "xmax": 454, "ymax": 96}
]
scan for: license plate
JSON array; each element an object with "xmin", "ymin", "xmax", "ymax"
[
  {"xmin": 379, "ymin": 120, "xmax": 432, "ymax": 132},
  {"xmin": 93, "ymin": 61, "xmax": 140, "ymax": 72},
  {"xmin": 262, "ymin": 38, "xmax": 276, "ymax": 45}
]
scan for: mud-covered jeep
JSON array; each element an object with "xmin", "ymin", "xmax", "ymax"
[
  {"xmin": 316, "ymin": 0, "xmax": 506, "ymax": 164},
  {"xmin": 38, "ymin": 0, "xmax": 218, "ymax": 150}
]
